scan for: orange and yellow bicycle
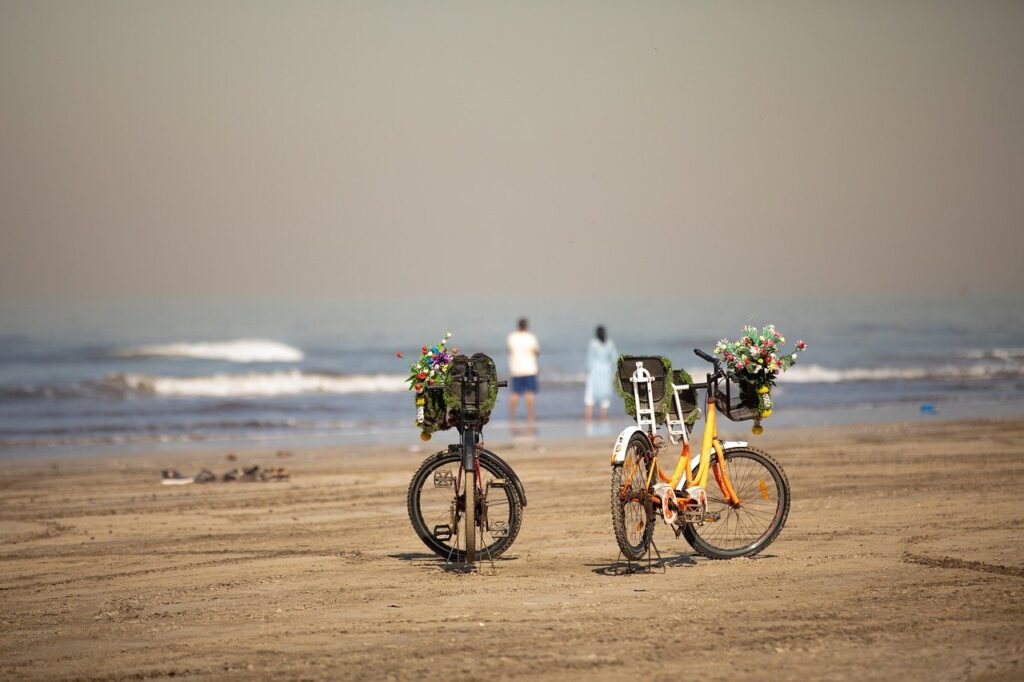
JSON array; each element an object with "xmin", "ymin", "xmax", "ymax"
[{"xmin": 610, "ymin": 348, "xmax": 790, "ymax": 560}]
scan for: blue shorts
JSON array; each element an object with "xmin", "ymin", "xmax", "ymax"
[{"xmin": 510, "ymin": 375, "xmax": 538, "ymax": 395}]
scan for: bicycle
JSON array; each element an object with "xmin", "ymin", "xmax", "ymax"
[
  {"xmin": 406, "ymin": 353, "xmax": 527, "ymax": 564},
  {"xmin": 610, "ymin": 348, "xmax": 790, "ymax": 561}
]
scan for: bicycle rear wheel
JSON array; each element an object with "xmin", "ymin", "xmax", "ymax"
[
  {"xmin": 610, "ymin": 432, "xmax": 655, "ymax": 560},
  {"xmin": 407, "ymin": 449, "xmax": 523, "ymax": 563},
  {"xmin": 683, "ymin": 446, "xmax": 789, "ymax": 559}
]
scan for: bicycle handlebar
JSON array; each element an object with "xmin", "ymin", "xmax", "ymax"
[{"xmin": 694, "ymin": 348, "xmax": 718, "ymax": 365}]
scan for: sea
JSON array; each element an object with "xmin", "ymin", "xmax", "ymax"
[{"xmin": 1, "ymin": 295, "xmax": 1022, "ymax": 458}]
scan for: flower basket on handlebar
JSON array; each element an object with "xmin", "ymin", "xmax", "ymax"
[
  {"xmin": 714, "ymin": 374, "xmax": 761, "ymax": 422},
  {"xmin": 401, "ymin": 332, "xmax": 458, "ymax": 439},
  {"xmin": 417, "ymin": 387, "xmax": 451, "ymax": 433}
]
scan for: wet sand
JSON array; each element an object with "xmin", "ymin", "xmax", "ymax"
[{"xmin": 2, "ymin": 419, "xmax": 1023, "ymax": 680}]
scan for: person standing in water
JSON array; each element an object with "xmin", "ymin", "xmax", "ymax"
[
  {"xmin": 584, "ymin": 325, "xmax": 618, "ymax": 422},
  {"xmin": 507, "ymin": 318, "xmax": 540, "ymax": 431}
]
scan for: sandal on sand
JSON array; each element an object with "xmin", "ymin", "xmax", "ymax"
[
  {"xmin": 193, "ymin": 469, "xmax": 217, "ymax": 483},
  {"xmin": 240, "ymin": 465, "xmax": 266, "ymax": 482},
  {"xmin": 161, "ymin": 469, "xmax": 193, "ymax": 485},
  {"xmin": 223, "ymin": 467, "xmax": 263, "ymax": 482},
  {"xmin": 265, "ymin": 467, "xmax": 290, "ymax": 481}
]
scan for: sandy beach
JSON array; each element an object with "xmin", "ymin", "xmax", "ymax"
[{"xmin": 2, "ymin": 419, "xmax": 1023, "ymax": 681}]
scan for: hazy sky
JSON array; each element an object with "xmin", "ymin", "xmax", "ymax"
[{"xmin": 1, "ymin": 1, "xmax": 1022, "ymax": 301}]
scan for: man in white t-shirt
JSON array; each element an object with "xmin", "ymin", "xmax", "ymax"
[{"xmin": 507, "ymin": 317, "xmax": 540, "ymax": 429}]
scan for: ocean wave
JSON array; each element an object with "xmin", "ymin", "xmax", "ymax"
[
  {"xmin": 113, "ymin": 339, "xmax": 304, "ymax": 363},
  {"xmin": 0, "ymin": 370, "xmax": 409, "ymax": 401},
  {"xmin": 782, "ymin": 363, "xmax": 1024, "ymax": 384},
  {"xmin": 105, "ymin": 370, "xmax": 407, "ymax": 397},
  {"xmin": 960, "ymin": 348, "xmax": 1024, "ymax": 361}
]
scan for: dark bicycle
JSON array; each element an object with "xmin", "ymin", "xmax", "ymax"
[{"xmin": 406, "ymin": 353, "xmax": 527, "ymax": 564}]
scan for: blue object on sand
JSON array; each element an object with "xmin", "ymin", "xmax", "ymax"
[{"xmin": 920, "ymin": 403, "xmax": 936, "ymax": 414}]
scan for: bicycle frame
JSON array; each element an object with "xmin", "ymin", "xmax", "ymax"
[{"xmin": 610, "ymin": 361, "xmax": 745, "ymax": 507}]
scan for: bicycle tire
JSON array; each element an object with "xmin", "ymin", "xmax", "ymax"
[
  {"xmin": 610, "ymin": 432, "xmax": 655, "ymax": 560},
  {"xmin": 407, "ymin": 449, "xmax": 523, "ymax": 563},
  {"xmin": 683, "ymin": 446, "xmax": 789, "ymax": 559},
  {"xmin": 464, "ymin": 464, "xmax": 476, "ymax": 562}
]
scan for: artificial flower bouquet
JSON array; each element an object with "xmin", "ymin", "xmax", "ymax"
[
  {"xmin": 397, "ymin": 332, "xmax": 458, "ymax": 440},
  {"xmin": 714, "ymin": 324, "xmax": 806, "ymax": 433}
]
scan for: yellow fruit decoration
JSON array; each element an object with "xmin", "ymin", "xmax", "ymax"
[
  {"xmin": 420, "ymin": 432, "xmax": 432, "ymax": 441},
  {"xmin": 751, "ymin": 422, "xmax": 764, "ymax": 435},
  {"xmin": 757, "ymin": 385, "xmax": 770, "ymax": 394},
  {"xmin": 760, "ymin": 409, "xmax": 773, "ymax": 418}
]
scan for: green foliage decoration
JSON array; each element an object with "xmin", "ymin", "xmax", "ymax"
[{"xmin": 615, "ymin": 356, "xmax": 701, "ymax": 428}]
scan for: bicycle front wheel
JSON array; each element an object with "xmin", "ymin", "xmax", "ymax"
[
  {"xmin": 610, "ymin": 432, "xmax": 655, "ymax": 560},
  {"xmin": 683, "ymin": 446, "xmax": 790, "ymax": 559},
  {"xmin": 407, "ymin": 449, "xmax": 523, "ymax": 563}
]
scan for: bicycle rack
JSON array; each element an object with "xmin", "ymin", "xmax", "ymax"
[
  {"xmin": 666, "ymin": 381, "xmax": 694, "ymax": 447},
  {"xmin": 630, "ymin": 362, "xmax": 658, "ymax": 437}
]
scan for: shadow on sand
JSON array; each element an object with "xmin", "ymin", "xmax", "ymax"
[
  {"xmin": 388, "ymin": 552, "xmax": 520, "ymax": 574},
  {"xmin": 589, "ymin": 549, "xmax": 778, "ymax": 575}
]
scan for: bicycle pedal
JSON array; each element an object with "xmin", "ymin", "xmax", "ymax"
[
  {"xmin": 488, "ymin": 520, "xmax": 509, "ymax": 538},
  {"xmin": 432, "ymin": 524, "xmax": 453, "ymax": 541},
  {"xmin": 682, "ymin": 509, "xmax": 705, "ymax": 524},
  {"xmin": 433, "ymin": 471, "xmax": 455, "ymax": 488},
  {"xmin": 487, "ymin": 479, "xmax": 508, "ymax": 489}
]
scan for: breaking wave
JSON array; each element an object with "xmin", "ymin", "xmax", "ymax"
[
  {"xmin": 113, "ymin": 339, "xmax": 304, "ymax": 363},
  {"xmin": 0, "ymin": 371, "xmax": 409, "ymax": 401},
  {"xmin": 782, "ymin": 363, "xmax": 1024, "ymax": 384},
  {"xmin": 104, "ymin": 370, "xmax": 407, "ymax": 397},
  {"xmin": 5, "ymin": 363, "xmax": 1024, "ymax": 403},
  {"xmin": 960, "ymin": 348, "xmax": 1024, "ymax": 361}
]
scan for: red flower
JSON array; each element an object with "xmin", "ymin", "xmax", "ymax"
[
  {"xmin": 421, "ymin": 346, "xmax": 428, "ymax": 354},
  {"xmin": 417, "ymin": 371, "xmax": 427, "ymax": 379},
  {"xmin": 414, "ymin": 383, "xmax": 423, "ymax": 392},
  {"xmin": 796, "ymin": 341, "xmax": 807, "ymax": 351},
  {"xmin": 395, "ymin": 351, "xmax": 404, "ymax": 359}
]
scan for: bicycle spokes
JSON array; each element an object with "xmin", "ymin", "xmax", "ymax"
[
  {"xmin": 409, "ymin": 449, "xmax": 524, "ymax": 563},
  {"xmin": 683, "ymin": 448, "xmax": 789, "ymax": 558}
]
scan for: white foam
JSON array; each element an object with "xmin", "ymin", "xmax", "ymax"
[
  {"xmin": 107, "ymin": 370, "xmax": 407, "ymax": 397},
  {"xmin": 115, "ymin": 339, "xmax": 304, "ymax": 363},
  {"xmin": 782, "ymin": 363, "xmax": 1024, "ymax": 384},
  {"xmin": 961, "ymin": 348, "xmax": 1024, "ymax": 361}
]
